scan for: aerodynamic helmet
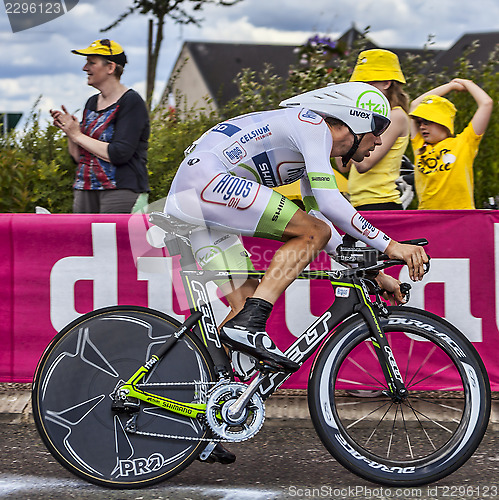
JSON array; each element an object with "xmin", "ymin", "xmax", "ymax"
[
  {"xmin": 279, "ymin": 82, "xmax": 391, "ymax": 136},
  {"xmin": 280, "ymin": 82, "xmax": 391, "ymax": 166}
]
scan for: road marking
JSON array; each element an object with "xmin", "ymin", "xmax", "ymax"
[{"xmin": 0, "ymin": 474, "xmax": 282, "ymax": 498}]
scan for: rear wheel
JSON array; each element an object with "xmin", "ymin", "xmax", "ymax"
[
  {"xmin": 32, "ymin": 306, "xmax": 216, "ymax": 488},
  {"xmin": 308, "ymin": 306, "xmax": 490, "ymax": 486}
]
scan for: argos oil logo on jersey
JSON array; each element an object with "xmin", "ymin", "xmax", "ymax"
[
  {"xmin": 201, "ymin": 173, "xmax": 260, "ymax": 209},
  {"xmin": 351, "ymin": 212, "xmax": 379, "ymax": 239},
  {"xmin": 223, "ymin": 141, "xmax": 247, "ymax": 164},
  {"xmin": 298, "ymin": 109, "xmax": 323, "ymax": 125}
]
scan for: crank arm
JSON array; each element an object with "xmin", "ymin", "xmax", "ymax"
[{"xmin": 227, "ymin": 372, "xmax": 266, "ymax": 420}]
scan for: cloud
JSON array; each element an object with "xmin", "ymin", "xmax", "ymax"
[
  {"xmin": 196, "ymin": 16, "xmax": 312, "ymax": 44},
  {"xmin": 197, "ymin": 0, "xmax": 499, "ymax": 48}
]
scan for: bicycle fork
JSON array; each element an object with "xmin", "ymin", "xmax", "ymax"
[{"xmin": 355, "ymin": 286, "xmax": 408, "ymax": 400}]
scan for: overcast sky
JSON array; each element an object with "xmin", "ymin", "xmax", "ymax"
[{"xmin": 1, "ymin": 0, "xmax": 498, "ymax": 128}]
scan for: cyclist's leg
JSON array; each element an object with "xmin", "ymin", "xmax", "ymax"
[
  {"xmin": 188, "ymin": 226, "xmax": 260, "ymax": 318},
  {"xmin": 253, "ymin": 208, "xmax": 331, "ymax": 304},
  {"xmin": 165, "ymin": 153, "xmax": 330, "ymax": 370}
]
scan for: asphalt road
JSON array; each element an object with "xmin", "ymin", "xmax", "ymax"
[{"xmin": 1, "ymin": 420, "xmax": 499, "ymax": 500}]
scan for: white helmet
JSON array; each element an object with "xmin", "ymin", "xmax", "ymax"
[{"xmin": 280, "ymin": 82, "xmax": 391, "ymax": 136}]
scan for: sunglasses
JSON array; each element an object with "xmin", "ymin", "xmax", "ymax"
[{"xmin": 371, "ymin": 114, "xmax": 391, "ymax": 136}]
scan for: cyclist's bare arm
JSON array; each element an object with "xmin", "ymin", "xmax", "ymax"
[
  {"xmin": 375, "ymin": 272, "xmax": 405, "ymax": 305},
  {"xmin": 300, "ymin": 174, "xmax": 428, "ymax": 281},
  {"xmin": 300, "ymin": 172, "xmax": 391, "ymax": 252}
]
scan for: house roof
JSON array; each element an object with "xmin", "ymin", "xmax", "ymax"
[
  {"xmin": 183, "ymin": 41, "xmax": 300, "ymax": 107},
  {"xmin": 432, "ymin": 31, "xmax": 499, "ymax": 72}
]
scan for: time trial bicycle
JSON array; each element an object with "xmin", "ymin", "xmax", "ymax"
[{"xmin": 32, "ymin": 212, "xmax": 490, "ymax": 488}]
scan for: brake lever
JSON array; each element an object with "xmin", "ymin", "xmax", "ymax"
[
  {"xmin": 423, "ymin": 259, "xmax": 431, "ymax": 274},
  {"xmin": 378, "ymin": 282, "xmax": 411, "ymax": 305},
  {"xmin": 400, "ymin": 282, "xmax": 411, "ymax": 302}
]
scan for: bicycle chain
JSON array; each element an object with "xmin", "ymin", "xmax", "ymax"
[
  {"xmin": 127, "ymin": 381, "xmax": 262, "ymax": 443},
  {"xmin": 128, "ymin": 428, "xmax": 233, "ymax": 443},
  {"xmin": 127, "ymin": 414, "xmax": 240, "ymax": 443}
]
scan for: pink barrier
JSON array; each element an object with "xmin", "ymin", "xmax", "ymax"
[{"xmin": 1, "ymin": 212, "xmax": 499, "ymax": 390}]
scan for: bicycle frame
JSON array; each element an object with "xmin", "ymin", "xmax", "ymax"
[{"xmin": 116, "ymin": 232, "xmax": 408, "ymax": 418}]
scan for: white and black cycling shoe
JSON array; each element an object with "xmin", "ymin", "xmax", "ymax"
[{"xmin": 220, "ymin": 298, "xmax": 300, "ymax": 373}]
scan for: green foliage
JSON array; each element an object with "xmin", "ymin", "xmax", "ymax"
[
  {"xmin": 147, "ymin": 101, "xmax": 219, "ymax": 204},
  {"xmin": 223, "ymin": 64, "xmax": 286, "ymax": 116},
  {"xmin": 0, "ymin": 101, "xmax": 74, "ymax": 213}
]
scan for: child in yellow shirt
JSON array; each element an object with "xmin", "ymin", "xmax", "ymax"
[{"xmin": 409, "ymin": 79, "xmax": 493, "ymax": 209}]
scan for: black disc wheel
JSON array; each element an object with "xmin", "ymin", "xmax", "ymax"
[{"xmin": 32, "ymin": 306, "xmax": 216, "ymax": 488}]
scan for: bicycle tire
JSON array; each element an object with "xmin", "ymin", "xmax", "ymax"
[
  {"xmin": 32, "ymin": 306, "xmax": 216, "ymax": 489},
  {"xmin": 308, "ymin": 306, "xmax": 490, "ymax": 486}
]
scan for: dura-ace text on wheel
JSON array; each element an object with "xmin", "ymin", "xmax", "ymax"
[
  {"xmin": 32, "ymin": 306, "xmax": 216, "ymax": 488},
  {"xmin": 308, "ymin": 306, "xmax": 490, "ymax": 486}
]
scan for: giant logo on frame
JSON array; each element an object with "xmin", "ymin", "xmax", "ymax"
[{"xmin": 201, "ymin": 173, "xmax": 260, "ymax": 209}]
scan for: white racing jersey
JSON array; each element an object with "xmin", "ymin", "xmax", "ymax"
[{"xmin": 168, "ymin": 107, "xmax": 391, "ymax": 253}]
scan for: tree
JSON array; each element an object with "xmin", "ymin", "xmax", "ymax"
[{"xmin": 101, "ymin": 0, "xmax": 243, "ymax": 110}]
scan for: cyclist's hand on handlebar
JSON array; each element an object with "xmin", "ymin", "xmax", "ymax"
[
  {"xmin": 384, "ymin": 240, "xmax": 429, "ymax": 282},
  {"xmin": 376, "ymin": 272, "xmax": 406, "ymax": 305}
]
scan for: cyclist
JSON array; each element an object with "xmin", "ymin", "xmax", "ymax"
[{"xmin": 165, "ymin": 82, "xmax": 428, "ymax": 375}]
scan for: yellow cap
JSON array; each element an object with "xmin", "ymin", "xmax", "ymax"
[
  {"xmin": 409, "ymin": 95, "xmax": 457, "ymax": 135},
  {"xmin": 72, "ymin": 39, "xmax": 127, "ymax": 66},
  {"xmin": 350, "ymin": 49, "xmax": 406, "ymax": 84}
]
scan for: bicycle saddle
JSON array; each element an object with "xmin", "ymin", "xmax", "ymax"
[{"xmin": 149, "ymin": 212, "xmax": 198, "ymax": 237}]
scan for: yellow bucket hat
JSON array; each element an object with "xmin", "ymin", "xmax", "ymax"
[
  {"xmin": 409, "ymin": 95, "xmax": 457, "ymax": 135},
  {"xmin": 350, "ymin": 49, "xmax": 406, "ymax": 84},
  {"xmin": 72, "ymin": 39, "xmax": 127, "ymax": 66}
]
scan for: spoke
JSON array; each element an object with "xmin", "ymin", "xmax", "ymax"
[
  {"xmin": 404, "ymin": 405, "xmax": 455, "ymax": 434},
  {"xmin": 405, "ymin": 345, "xmax": 437, "ymax": 388},
  {"xmin": 343, "ymin": 357, "xmax": 387, "ymax": 389},
  {"xmin": 387, "ymin": 405, "xmax": 400, "ymax": 459},
  {"xmin": 400, "ymin": 405, "xmax": 414, "ymax": 459},
  {"xmin": 364, "ymin": 339, "xmax": 380, "ymax": 362},
  {"xmin": 346, "ymin": 401, "xmax": 392, "ymax": 430},
  {"xmin": 364, "ymin": 403, "xmax": 394, "ymax": 447},
  {"xmin": 402, "ymin": 400, "xmax": 437, "ymax": 451},
  {"xmin": 337, "ymin": 399, "xmax": 389, "ymax": 407},
  {"xmin": 408, "ymin": 395, "xmax": 464, "ymax": 413},
  {"xmin": 405, "ymin": 338, "xmax": 415, "ymax": 381},
  {"xmin": 408, "ymin": 363, "xmax": 455, "ymax": 389},
  {"xmin": 337, "ymin": 379, "xmax": 385, "ymax": 390}
]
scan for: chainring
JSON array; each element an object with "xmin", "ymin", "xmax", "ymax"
[{"xmin": 205, "ymin": 382, "xmax": 265, "ymax": 442}]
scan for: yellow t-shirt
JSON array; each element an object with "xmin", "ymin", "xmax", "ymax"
[
  {"xmin": 412, "ymin": 123, "xmax": 482, "ymax": 210},
  {"xmin": 348, "ymin": 110, "xmax": 409, "ymax": 208}
]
